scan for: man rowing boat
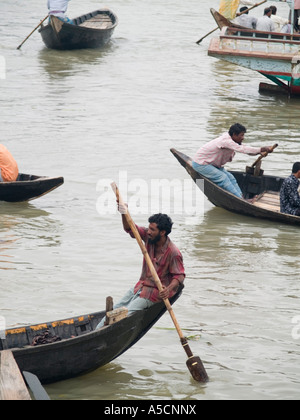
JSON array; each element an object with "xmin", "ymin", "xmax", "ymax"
[
  {"xmin": 192, "ymin": 123, "xmax": 273, "ymax": 198},
  {"xmin": 96, "ymin": 210, "xmax": 185, "ymax": 329}
]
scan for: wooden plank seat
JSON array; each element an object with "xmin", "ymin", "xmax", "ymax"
[
  {"xmin": 79, "ymin": 15, "xmax": 112, "ymax": 29},
  {"xmin": 253, "ymin": 191, "xmax": 280, "ymax": 212}
]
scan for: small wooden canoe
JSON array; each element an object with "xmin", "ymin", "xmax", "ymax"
[
  {"xmin": 0, "ymin": 174, "xmax": 64, "ymax": 203},
  {"xmin": 0, "ymin": 288, "xmax": 183, "ymax": 384},
  {"xmin": 39, "ymin": 9, "xmax": 118, "ymax": 50},
  {"xmin": 171, "ymin": 148, "xmax": 300, "ymax": 226}
]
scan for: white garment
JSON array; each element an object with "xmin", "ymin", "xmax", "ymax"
[
  {"xmin": 234, "ymin": 14, "xmax": 257, "ymax": 29},
  {"xmin": 271, "ymin": 15, "xmax": 289, "ymax": 32},
  {"xmin": 47, "ymin": 0, "xmax": 70, "ymax": 18},
  {"xmin": 256, "ymin": 15, "xmax": 276, "ymax": 32}
]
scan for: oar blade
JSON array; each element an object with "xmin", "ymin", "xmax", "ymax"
[{"xmin": 186, "ymin": 356, "xmax": 209, "ymax": 383}]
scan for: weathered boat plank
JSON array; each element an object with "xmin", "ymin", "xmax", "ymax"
[{"xmin": 0, "ymin": 351, "xmax": 31, "ymax": 401}]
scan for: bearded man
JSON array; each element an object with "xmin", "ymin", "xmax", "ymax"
[{"xmin": 96, "ymin": 211, "xmax": 185, "ymax": 329}]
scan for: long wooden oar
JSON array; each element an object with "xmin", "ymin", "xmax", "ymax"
[
  {"xmin": 111, "ymin": 182, "xmax": 208, "ymax": 383},
  {"xmin": 17, "ymin": 15, "xmax": 49, "ymax": 50},
  {"xmin": 196, "ymin": 0, "xmax": 267, "ymax": 44}
]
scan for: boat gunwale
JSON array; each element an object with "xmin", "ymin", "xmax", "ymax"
[{"xmin": 0, "ymin": 176, "xmax": 64, "ymax": 187}]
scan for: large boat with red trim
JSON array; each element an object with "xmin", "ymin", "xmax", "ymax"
[{"xmin": 208, "ymin": 2, "xmax": 300, "ymax": 96}]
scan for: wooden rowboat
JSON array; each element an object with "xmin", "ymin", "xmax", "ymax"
[
  {"xmin": 171, "ymin": 148, "xmax": 300, "ymax": 226},
  {"xmin": 0, "ymin": 288, "xmax": 183, "ymax": 384},
  {"xmin": 0, "ymin": 174, "xmax": 64, "ymax": 203},
  {"xmin": 39, "ymin": 9, "xmax": 118, "ymax": 50}
]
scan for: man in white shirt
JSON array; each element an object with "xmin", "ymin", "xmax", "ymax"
[
  {"xmin": 47, "ymin": 0, "xmax": 73, "ymax": 24},
  {"xmin": 234, "ymin": 6, "xmax": 257, "ymax": 28},
  {"xmin": 256, "ymin": 7, "xmax": 276, "ymax": 32},
  {"xmin": 270, "ymin": 5, "xmax": 290, "ymax": 32}
]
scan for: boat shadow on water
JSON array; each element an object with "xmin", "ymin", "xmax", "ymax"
[
  {"xmin": 38, "ymin": 41, "xmax": 118, "ymax": 79},
  {"xmin": 0, "ymin": 202, "xmax": 50, "ymax": 219}
]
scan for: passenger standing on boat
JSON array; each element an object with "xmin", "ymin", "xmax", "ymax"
[
  {"xmin": 269, "ymin": 5, "xmax": 290, "ymax": 33},
  {"xmin": 192, "ymin": 123, "xmax": 273, "ymax": 198},
  {"xmin": 0, "ymin": 144, "xmax": 19, "ymax": 183},
  {"xmin": 280, "ymin": 163, "xmax": 300, "ymax": 216},
  {"xmin": 96, "ymin": 212, "xmax": 185, "ymax": 329},
  {"xmin": 234, "ymin": 6, "xmax": 257, "ymax": 28},
  {"xmin": 256, "ymin": 7, "xmax": 276, "ymax": 31},
  {"xmin": 47, "ymin": 0, "xmax": 73, "ymax": 24}
]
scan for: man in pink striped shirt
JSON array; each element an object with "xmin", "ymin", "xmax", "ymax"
[
  {"xmin": 192, "ymin": 123, "xmax": 273, "ymax": 198},
  {"xmin": 96, "ymin": 212, "xmax": 185, "ymax": 329}
]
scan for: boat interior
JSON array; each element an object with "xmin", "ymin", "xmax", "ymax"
[
  {"xmin": 232, "ymin": 171, "xmax": 282, "ymax": 212},
  {"xmin": 17, "ymin": 174, "xmax": 42, "ymax": 182},
  {"xmin": 0, "ymin": 311, "xmax": 105, "ymax": 351},
  {"xmin": 74, "ymin": 11, "xmax": 115, "ymax": 29}
]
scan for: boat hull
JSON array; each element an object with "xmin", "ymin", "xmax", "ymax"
[
  {"xmin": 1, "ymin": 289, "xmax": 182, "ymax": 384},
  {"xmin": 0, "ymin": 174, "xmax": 64, "ymax": 202},
  {"xmin": 171, "ymin": 149, "xmax": 300, "ymax": 226},
  {"xmin": 39, "ymin": 9, "xmax": 118, "ymax": 50}
]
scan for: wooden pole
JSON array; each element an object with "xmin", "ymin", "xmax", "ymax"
[
  {"xmin": 111, "ymin": 182, "xmax": 208, "ymax": 383},
  {"xmin": 17, "ymin": 15, "xmax": 49, "ymax": 50},
  {"xmin": 196, "ymin": 0, "xmax": 267, "ymax": 44},
  {"xmin": 0, "ymin": 351, "xmax": 31, "ymax": 400}
]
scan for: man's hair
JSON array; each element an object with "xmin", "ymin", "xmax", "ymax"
[
  {"xmin": 229, "ymin": 123, "xmax": 247, "ymax": 137},
  {"xmin": 269, "ymin": 6, "xmax": 277, "ymax": 15},
  {"xmin": 148, "ymin": 213, "xmax": 173, "ymax": 236},
  {"xmin": 240, "ymin": 6, "xmax": 249, "ymax": 14},
  {"xmin": 264, "ymin": 7, "xmax": 272, "ymax": 15},
  {"xmin": 292, "ymin": 162, "xmax": 300, "ymax": 173}
]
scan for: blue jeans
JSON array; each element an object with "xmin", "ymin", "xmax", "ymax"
[
  {"xmin": 192, "ymin": 161, "xmax": 243, "ymax": 198},
  {"xmin": 95, "ymin": 288, "xmax": 156, "ymax": 329},
  {"xmin": 49, "ymin": 16, "xmax": 74, "ymax": 24}
]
